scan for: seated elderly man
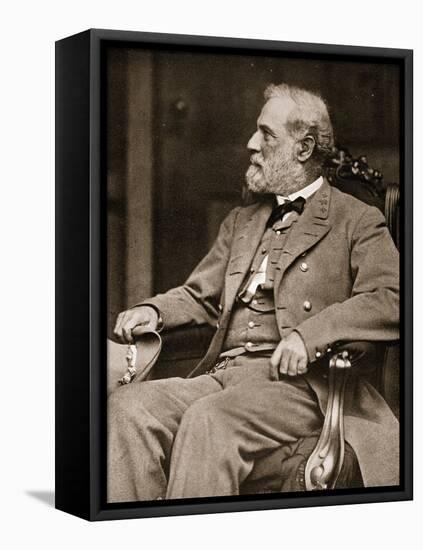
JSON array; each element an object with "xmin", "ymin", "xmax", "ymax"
[{"xmin": 109, "ymin": 83, "xmax": 399, "ymax": 503}]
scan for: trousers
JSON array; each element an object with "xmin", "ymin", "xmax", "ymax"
[{"xmin": 107, "ymin": 354, "xmax": 323, "ymax": 502}]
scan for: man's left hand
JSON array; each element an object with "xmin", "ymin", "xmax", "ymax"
[{"xmin": 270, "ymin": 331, "xmax": 309, "ymax": 376}]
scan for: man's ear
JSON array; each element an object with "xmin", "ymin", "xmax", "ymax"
[{"xmin": 296, "ymin": 135, "xmax": 316, "ymax": 163}]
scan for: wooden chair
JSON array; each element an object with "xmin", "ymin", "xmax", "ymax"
[
  {"xmin": 131, "ymin": 147, "xmax": 400, "ymax": 492},
  {"xmin": 303, "ymin": 149, "xmax": 400, "ymax": 490}
]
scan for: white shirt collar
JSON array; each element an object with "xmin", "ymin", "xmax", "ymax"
[{"xmin": 276, "ymin": 176, "xmax": 324, "ymax": 205}]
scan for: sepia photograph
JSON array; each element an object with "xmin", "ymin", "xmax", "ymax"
[
  {"xmin": 105, "ymin": 42, "xmax": 403, "ymax": 504},
  {"xmin": 2, "ymin": 0, "xmax": 420, "ymax": 544}
]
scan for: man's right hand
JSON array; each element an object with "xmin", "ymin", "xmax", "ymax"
[{"xmin": 113, "ymin": 305, "xmax": 159, "ymax": 344}]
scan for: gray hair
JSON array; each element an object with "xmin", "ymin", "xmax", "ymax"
[{"xmin": 264, "ymin": 83, "xmax": 334, "ymax": 164}]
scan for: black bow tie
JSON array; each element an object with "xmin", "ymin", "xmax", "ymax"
[{"xmin": 266, "ymin": 196, "xmax": 306, "ymax": 228}]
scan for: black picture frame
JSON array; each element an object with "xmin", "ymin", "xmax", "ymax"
[{"xmin": 55, "ymin": 28, "xmax": 413, "ymax": 521}]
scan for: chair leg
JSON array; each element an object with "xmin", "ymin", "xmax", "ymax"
[{"xmin": 305, "ymin": 351, "xmax": 352, "ymax": 491}]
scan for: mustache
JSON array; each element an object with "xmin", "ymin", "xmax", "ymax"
[{"xmin": 249, "ymin": 154, "xmax": 264, "ymax": 167}]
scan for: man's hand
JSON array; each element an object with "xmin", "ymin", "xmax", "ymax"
[
  {"xmin": 270, "ymin": 331, "xmax": 309, "ymax": 376},
  {"xmin": 113, "ymin": 306, "xmax": 159, "ymax": 344}
]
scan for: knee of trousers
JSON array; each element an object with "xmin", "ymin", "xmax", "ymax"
[
  {"xmin": 177, "ymin": 396, "xmax": 234, "ymax": 441},
  {"xmin": 172, "ymin": 398, "xmax": 247, "ymax": 474}
]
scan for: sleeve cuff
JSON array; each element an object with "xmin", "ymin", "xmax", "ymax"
[{"xmin": 293, "ymin": 328, "xmax": 333, "ymax": 363}]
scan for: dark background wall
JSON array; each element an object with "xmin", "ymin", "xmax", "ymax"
[{"xmin": 107, "ymin": 46, "xmax": 400, "ymax": 333}]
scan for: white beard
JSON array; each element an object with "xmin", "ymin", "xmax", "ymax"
[{"xmin": 246, "ymin": 152, "xmax": 307, "ymax": 196}]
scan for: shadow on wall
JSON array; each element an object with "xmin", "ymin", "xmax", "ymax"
[{"xmin": 26, "ymin": 490, "xmax": 55, "ymax": 508}]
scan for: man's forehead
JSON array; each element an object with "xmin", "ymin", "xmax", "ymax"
[{"xmin": 257, "ymin": 96, "xmax": 296, "ymax": 130}]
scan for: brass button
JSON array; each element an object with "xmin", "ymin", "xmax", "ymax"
[
  {"xmin": 252, "ymin": 299, "xmax": 258, "ymax": 305},
  {"xmin": 261, "ymin": 248, "xmax": 267, "ymax": 254},
  {"xmin": 315, "ymin": 351, "xmax": 322, "ymax": 358},
  {"xmin": 218, "ymin": 303, "xmax": 223, "ymax": 312},
  {"xmin": 245, "ymin": 342, "xmax": 254, "ymax": 350},
  {"xmin": 300, "ymin": 262, "xmax": 308, "ymax": 272},
  {"xmin": 216, "ymin": 322, "xmax": 220, "ymax": 329},
  {"xmin": 276, "ymin": 230, "xmax": 281, "ymax": 236},
  {"xmin": 248, "ymin": 321, "xmax": 255, "ymax": 329},
  {"xmin": 303, "ymin": 300, "xmax": 312, "ymax": 312}
]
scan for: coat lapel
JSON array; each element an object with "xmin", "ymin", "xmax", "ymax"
[
  {"xmin": 273, "ymin": 179, "xmax": 332, "ymax": 292},
  {"xmin": 223, "ymin": 201, "xmax": 272, "ymax": 313}
]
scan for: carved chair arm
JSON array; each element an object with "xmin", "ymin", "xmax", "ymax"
[{"xmin": 305, "ymin": 341, "xmax": 385, "ymax": 491}]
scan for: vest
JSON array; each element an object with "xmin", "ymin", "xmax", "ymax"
[{"xmin": 221, "ymin": 212, "xmax": 299, "ymax": 356}]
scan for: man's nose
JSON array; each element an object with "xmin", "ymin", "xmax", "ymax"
[{"xmin": 247, "ymin": 130, "xmax": 261, "ymax": 153}]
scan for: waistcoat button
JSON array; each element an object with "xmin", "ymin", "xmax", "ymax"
[
  {"xmin": 300, "ymin": 262, "xmax": 308, "ymax": 272},
  {"xmin": 248, "ymin": 321, "xmax": 255, "ymax": 328}
]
